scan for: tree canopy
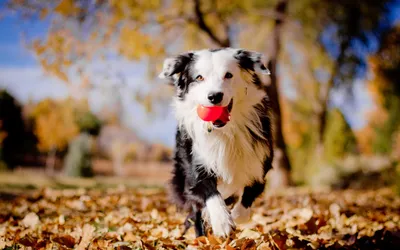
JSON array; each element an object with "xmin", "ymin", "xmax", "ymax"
[{"xmin": 5, "ymin": 0, "xmax": 398, "ymax": 184}]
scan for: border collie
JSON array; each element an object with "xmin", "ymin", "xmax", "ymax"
[{"xmin": 159, "ymin": 48, "xmax": 274, "ymax": 238}]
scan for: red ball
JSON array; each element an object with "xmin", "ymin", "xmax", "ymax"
[{"xmin": 197, "ymin": 105, "xmax": 224, "ymax": 122}]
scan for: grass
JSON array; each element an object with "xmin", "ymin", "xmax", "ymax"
[{"xmin": 0, "ymin": 170, "xmax": 167, "ymax": 192}]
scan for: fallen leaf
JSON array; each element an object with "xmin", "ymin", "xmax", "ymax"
[
  {"xmin": 208, "ymin": 234, "xmax": 222, "ymax": 245},
  {"xmin": 18, "ymin": 235, "xmax": 38, "ymax": 247},
  {"xmin": 238, "ymin": 228, "xmax": 261, "ymax": 239},
  {"xmin": 240, "ymin": 239, "xmax": 256, "ymax": 250},
  {"xmin": 21, "ymin": 212, "xmax": 39, "ymax": 229},
  {"xmin": 257, "ymin": 242, "xmax": 272, "ymax": 250},
  {"xmin": 76, "ymin": 224, "xmax": 95, "ymax": 250},
  {"xmin": 52, "ymin": 234, "xmax": 76, "ymax": 248}
]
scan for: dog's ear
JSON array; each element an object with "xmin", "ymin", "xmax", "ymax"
[
  {"xmin": 159, "ymin": 53, "xmax": 194, "ymax": 84},
  {"xmin": 234, "ymin": 49, "xmax": 271, "ymax": 85}
]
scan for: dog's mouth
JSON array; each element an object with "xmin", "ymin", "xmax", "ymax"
[{"xmin": 212, "ymin": 99, "xmax": 233, "ymax": 128}]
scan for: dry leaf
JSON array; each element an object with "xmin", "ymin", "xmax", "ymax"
[
  {"xmin": 76, "ymin": 224, "xmax": 95, "ymax": 250},
  {"xmin": 0, "ymin": 187, "xmax": 398, "ymax": 249},
  {"xmin": 257, "ymin": 242, "xmax": 272, "ymax": 250},
  {"xmin": 238, "ymin": 228, "xmax": 261, "ymax": 239},
  {"xmin": 18, "ymin": 235, "xmax": 38, "ymax": 247},
  {"xmin": 21, "ymin": 212, "xmax": 40, "ymax": 229},
  {"xmin": 52, "ymin": 234, "xmax": 76, "ymax": 248}
]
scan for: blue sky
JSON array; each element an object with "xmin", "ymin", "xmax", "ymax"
[
  {"xmin": 0, "ymin": 13, "xmax": 178, "ymax": 146},
  {"xmin": 0, "ymin": 5, "xmax": 399, "ymax": 146}
]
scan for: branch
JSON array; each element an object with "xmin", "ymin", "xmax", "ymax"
[
  {"xmin": 193, "ymin": 0, "xmax": 230, "ymax": 47},
  {"xmin": 251, "ymin": 9, "xmax": 292, "ymax": 23}
]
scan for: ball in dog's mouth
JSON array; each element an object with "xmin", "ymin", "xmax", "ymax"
[
  {"xmin": 212, "ymin": 99, "xmax": 233, "ymax": 128},
  {"xmin": 197, "ymin": 99, "xmax": 234, "ymax": 128}
]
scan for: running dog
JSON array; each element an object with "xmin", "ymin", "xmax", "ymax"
[{"xmin": 159, "ymin": 48, "xmax": 274, "ymax": 237}]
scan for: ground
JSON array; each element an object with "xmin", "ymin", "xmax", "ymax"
[{"xmin": 0, "ymin": 175, "xmax": 399, "ymax": 250}]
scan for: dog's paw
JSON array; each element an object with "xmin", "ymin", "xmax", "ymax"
[
  {"xmin": 231, "ymin": 203, "xmax": 251, "ymax": 224},
  {"xmin": 206, "ymin": 195, "xmax": 236, "ymax": 238},
  {"xmin": 210, "ymin": 212, "xmax": 235, "ymax": 237}
]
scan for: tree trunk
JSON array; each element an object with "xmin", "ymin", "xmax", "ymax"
[
  {"xmin": 111, "ymin": 140, "xmax": 126, "ymax": 176},
  {"xmin": 266, "ymin": 0, "xmax": 292, "ymax": 188},
  {"xmin": 316, "ymin": 44, "xmax": 347, "ymax": 155},
  {"xmin": 192, "ymin": 0, "xmax": 291, "ymax": 186},
  {"xmin": 315, "ymin": 71, "xmax": 334, "ymax": 158},
  {"xmin": 46, "ymin": 146, "xmax": 57, "ymax": 176}
]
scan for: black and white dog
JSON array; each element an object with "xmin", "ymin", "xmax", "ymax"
[{"xmin": 159, "ymin": 48, "xmax": 274, "ymax": 238}]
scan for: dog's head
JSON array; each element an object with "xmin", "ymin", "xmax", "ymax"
[{"xmin": 159, "ymin": 48, "xmax": 271, "ymax": 130}]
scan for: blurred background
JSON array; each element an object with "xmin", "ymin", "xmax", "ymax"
[{"xmin": 0, "ymin": 0, "xmax": 399, "ymax": 191}]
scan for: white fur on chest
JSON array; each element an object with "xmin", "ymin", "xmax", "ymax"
[
  {"xmin": 192, "ymin": 125, "xmax": 266, "ymax": 199},
  {"xmin": 173, "ymin": 79, "xmax": 270, "ymax": 199},
  {"xmin": 177, "ymin": 100, "xmax": 269, "ymax": 199}
]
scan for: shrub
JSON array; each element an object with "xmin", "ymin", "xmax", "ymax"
[{"xmin": 324, "ymin": 108, "xmax": 358, "ymax": 162}]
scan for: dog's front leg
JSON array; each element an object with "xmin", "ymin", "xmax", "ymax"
[
  {"xmin": 231, "ymin": 181, "xmax": 266, "ymax": 224},
  {"xmin": 190, "ymin": 176, "xmax": 235, "ymax": 238},
  {"xmin": 183, "ymin": 206, "xmax": 205, "ymax": 237}
]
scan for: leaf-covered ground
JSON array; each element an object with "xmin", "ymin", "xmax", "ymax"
[{"xmin": 0, "ymin": 186, "xmax": 399, "ymax": 249}]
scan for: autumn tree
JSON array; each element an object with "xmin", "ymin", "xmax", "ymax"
[
  {"xmin": 63, "ymin": 132, "xmax": 96, "ymax": 177},
  {"xmin": 75, "ymin": 110, "xmax": 102, "ymax": 136},
  {"xmin": 63, "ymin": 107, "xmax": 102, "ymax": 177},
  {"xmin": 6, "ymin": 0, "xmax": 296, "ymax": 185},
  {"xmin": 280, "ymin": 24, "xmax": 334, "ymax": 182},
  {"xmin": 278, "ymin": 1, "xmax": 394, "ymax": 181},
  {"xmin": 283, "ymin": 0, "xmax": 394, "ymax": 161},
  {"xmin": 6, "ymin": 0, "xmax": 396, "ymax": 185},
  {"xmin": 30, "ymin": 98, "xmax": 102, "ymax": 174},
  {"xmin": 309, "ymin": 1, "xmax": 392, "ymax": 152},
  {"xmin": 30, "ymin": 98, "xmax": 80, "ymax": 174},
  {"xmin": 363, "ymin": 24, "xmax": 400, "ymax": 155}
]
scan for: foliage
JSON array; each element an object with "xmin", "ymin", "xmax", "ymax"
[
  {"xmin": 282, "ymin": 97, "xmax": 317, "ymax": 184},
  {"xmin": 372, "ymin": 97, "xmax": 400, "ymax": 154},
  {"xmin": 5, "ymin": 0, "xmax": 398, "ymax": 184},
  {"xmin": 280, "ymin": 0, "xmax": 395, "ymax": 182},
  {"xmin": 5, "ymin": 0, "xmax": 284, "ymax": 123},
  {"xmin": 30, "ymin": 98, "xmax": 102, "ymax": 154},
  {"xmin": 120, "ymin": 142, "xmax": 172, "ymax": 163},
  {"xmin": 75, "ymin": 110, "xmax": 102, "ymax": 136},
  {"xmin": 0, "ymin": 90, "xmax": 37, "ymax": 169},
  {"xmin": 0, "ymin": 187, "xmax": 399, "ymax": 249},
  {"xmin": 323, "ymin": 108, "xmax": 358, "ymax": 162},
  {"xmin": 63, "ymin": 132, "xmax": 95, "ymax": 177},
  {"xmin": 31, "ymin": 98, "xmax": 80, "ymax": 153},
  {"xmin": 361, "ymin": 24, "xmax": 400, "ymax": 155},
  {"xmin": 8, "ymin": 0, "xmax": 393, "ymax": 78},
  {"xmin": 280, "ymin": 34, "xmax": 333, "ymax": 183},
  {"xmin": 292, "ymin": 0, "xmax": 393, "ymax": 87}
]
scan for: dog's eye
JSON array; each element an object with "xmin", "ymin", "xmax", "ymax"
[
  {"xmin": 196, "ymin": 75, "xmax": 204, "ymax": 81},
  {"xmin": 224, "ymin": 72, "xmax": 233, "ymax": 79}
]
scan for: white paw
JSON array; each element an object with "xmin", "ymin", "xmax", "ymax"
[
  {"xmin": 206, "ymin": 195, "xmax": 236, "ymax": 237},
  {"xmin": 231, "ymin": 203, "xmax": 251, "ymax": 224}
]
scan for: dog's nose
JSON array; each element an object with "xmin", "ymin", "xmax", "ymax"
[{"xmin": 208, "ymin": 92, "xmax": 224, "ymax": 104}]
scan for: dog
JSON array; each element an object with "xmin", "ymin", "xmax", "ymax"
[{"xmin": 159, "ymin": 48, "xmax": 274, "ymax": 238}]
